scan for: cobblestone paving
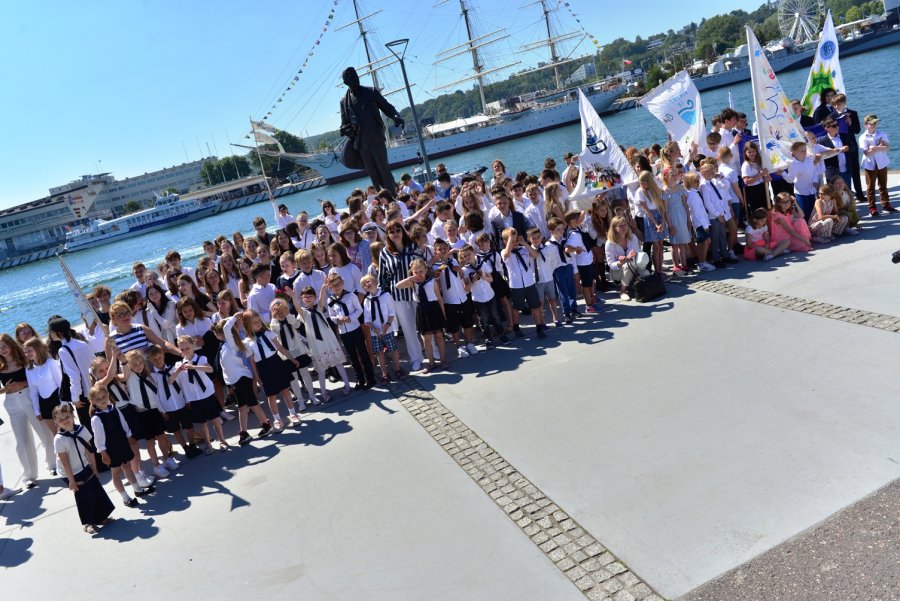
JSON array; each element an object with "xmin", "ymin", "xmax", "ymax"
[
  {"xmin": 389, "ymin": 378, "xmax": 665, "ymax": 601},
  {"xmin": 686, "ymin": 280, "xmax": 900, "ymax": 332}
]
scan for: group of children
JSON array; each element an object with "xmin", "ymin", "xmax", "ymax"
[{"xmin": 1, "ymin": 103, "xmax": 891, "ymax": 531}]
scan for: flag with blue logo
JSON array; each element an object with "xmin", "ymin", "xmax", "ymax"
[
  {"xmin": 639, "ymin": 70, "xmax": 705, "ymax": 159},
  {"xmin": 801, "ymin": 11, "xmax": 844, "ymax": 116},
  {"xmin": 747, "ymin": 26, "xmax": 805, "ymax": 171}
]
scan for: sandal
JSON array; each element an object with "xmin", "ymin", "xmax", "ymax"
[
  {"xmin": 380, "ymin": 374, "xmax": 390, "ymax": 384},
  {"xmin": 440, "ymin": 361, "xmax": 449, "ymax": 371},
  {"xmin": 84, "ymin": 524, "xmax": 99, "ymax": 534}
]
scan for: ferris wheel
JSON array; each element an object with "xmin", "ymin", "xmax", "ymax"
[{"xmin": 778, "ymin": 0, "xmax": 825, "ymax": 44}]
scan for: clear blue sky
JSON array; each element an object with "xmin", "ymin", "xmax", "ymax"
[{"xmin": 0, "ymin": 0, "xmax": 765, "ymax": 209}]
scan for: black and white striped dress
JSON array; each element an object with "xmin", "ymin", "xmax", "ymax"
[{"xmin": 378, "ymin": 243, "xmax": 422, "ymax": 303}]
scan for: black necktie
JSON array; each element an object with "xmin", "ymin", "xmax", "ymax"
[
  {"xmin": 710, "ymin": 182, "xmax": 722, "ymax": 200},
  {"xmin": 109, "ymin": 382, "xmax": 126, "ymax": 405},
  {"xmin": 137, "ymin": 374, "xmax": 157, "ymax": 409},
  {"xmin": 551, "ymin": 238, "xmax": 566, "ymax": 262},
  {"xmin": 310, "ymin": 308, "xmax": 325, "ymax": 340},
  {"xmin": 443, "ymin": 260, "xmax": 453, "ymax": 288},
  {"xmin": 279, "ymin": 320, "xmax": 294, "ymax": 348},
  {"xmin": 258, "ymin": 332, "xmax": 276, "ymax": 359},
  {"xmin": 328, "ymin": 292, "xmax": 350, "ymax": 317},
  {"xmin": 418, "ymin": 278, "xmax": 430, "ymax": 302},
  {"xmin": 187, "ymin": 358, "xmax": 207, "ymax": 392},
  {"xmin": 368, "ymin": 293, "xmax": 385, "ymax": 324}
]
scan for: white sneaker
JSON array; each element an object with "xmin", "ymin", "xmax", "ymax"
[
  {"xmin": 699, "ymin": 262, "xmax": 716, "ymax": 272},
  {"xmin": 164, "ymin": 457, "xmax": 180, "ymax": 471},
  {"xmin": 153, "ymin": 465, "xmax": 170, "ymax": 479},
  {"xmin": 847, "ymin": 227, "xmax": 859, "ymax": 235},
  {"xmin": 466, "ymin": 343, "xmax": 478, "ymax": 356},
  {"xmin": 458, "ymin": 347, "xmax": 470, "ymax": 358},
  {"xmin": 219, "ymin": 410, "xmax": 236, "ymax": 422},
  {"xmin": 136, "ymin": 471, "xmax": 155, "ymax": 488},
  {"xmin": 727, "ymin": 250, "xmax": 738, "ymax": 260},
  {"xmin": 0, "ymin": 487, "xmax": 21, "ymax": 500},
  {"xmin": 410, "ymin": 360, "xmax": 422, "ymax": 372}
]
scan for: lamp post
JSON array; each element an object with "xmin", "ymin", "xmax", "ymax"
[{"xmin": 385, "ymin": 38, "xmax": 431, "ymax": 178}]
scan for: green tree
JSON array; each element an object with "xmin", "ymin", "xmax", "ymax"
[
  {"xmin": 249, "ymin": 130, "xmax": 307, "ymax": 180},
  {"xmin": 694, "ymin": 13, "xmax": 744, "ymax": 58},
  {"xmin": 163, "ymin": 186, "xmax": 181, "ymax": 195},
  {"xmin": 844, "ymin": 6, "xmax": 864, "ymax": 21},
  {"xmin": 122, "ymin": 200, "xmax": 142, "ymax": 214},
  {"xmin": 200, "ymin": 155, "xmax": 252, "ymax": 186},
  {"xmin": 644, "ymin": 65, "xmax": 672, "ymax": 89}
]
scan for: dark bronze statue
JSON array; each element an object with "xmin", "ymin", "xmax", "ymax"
[{"xmin": 339, "ymin": 66, "xmax": 404, "ymax": 193}]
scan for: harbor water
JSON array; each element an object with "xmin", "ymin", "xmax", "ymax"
[{"xmin": 1, "ymin": 45, "xmax": 898, "ymax": 334}]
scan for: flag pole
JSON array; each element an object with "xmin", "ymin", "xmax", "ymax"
[{"xmin": 249, "ymin": 116, "xmax": 276, "ymax": 205}]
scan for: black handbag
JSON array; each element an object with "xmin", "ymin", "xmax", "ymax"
[{"xmin": 632, "ymin": 271, "xmax": 666, "ymax": 303}]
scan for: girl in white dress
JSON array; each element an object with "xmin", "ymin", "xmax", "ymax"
[{"xmin": 288, "ymin": 285, "xmax": 349, "ymax": 402}]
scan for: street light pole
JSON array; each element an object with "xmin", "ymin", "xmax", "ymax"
[{"xmin": 386, "ymin": 39, "xmax": 431, "ymax": 179}]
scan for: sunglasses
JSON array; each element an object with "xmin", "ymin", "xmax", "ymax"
[{"xmin": 388, "ymin": 228, "xmax": 404, "ymax": 234}]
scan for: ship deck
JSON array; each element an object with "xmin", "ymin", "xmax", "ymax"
[{"xmin": 2, "ymin": 174, "xmax": 900, "ymax": 600}]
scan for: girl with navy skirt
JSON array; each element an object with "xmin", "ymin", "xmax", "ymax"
[
  {"xmin": 241, "ymin": 310, "xmax": 299, "ymax": 431},
  {"xmin": 52, "ymin": 404, "xmax": 115, "ymax": 534},
  {"xmin": 89, "ymin": 385, "xmax": 154, "ymax": 507},
  {"xmin": 396, "ymin": 258, "xmax": 447, "ymax": 373}
]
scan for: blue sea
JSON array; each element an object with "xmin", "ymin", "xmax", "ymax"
[{"xmin": 1, "ymin": 44, "xmax": 898, "ymax": 335}]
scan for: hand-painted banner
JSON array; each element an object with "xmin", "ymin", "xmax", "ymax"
[
  {"xmin": 801, "ymin": 10, "xmax": 845, "ymax": 116},
  {"xmin": 569, "ymin": 89, "xmax": 638, "ymax": 208},
  {"xmin": 746, "ymin": 26, "xmax": 805, "ymax": 171},
  {"xmin": 639, "ymin": 70, "xmax": 705, "ymax": 159}
]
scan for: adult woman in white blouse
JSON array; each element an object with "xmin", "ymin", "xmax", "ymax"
[{"xmin": 605, "ymin": 216, "xmax": 650, "ymax": 301}]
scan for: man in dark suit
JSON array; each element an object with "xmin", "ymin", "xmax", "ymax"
[
  {"xmin": 832, "ymin": 93, "xmax": 864, "ymax": 200},
  {"xmin": 489, "ymin": 186, "xmax": 532, "ymax": 250},
  {"xmin": 339, "ymin": 66, "xmax": 404, "ymax": 193},
  {"xmin": 817, "ymin": 119, "xmax": 852, "ymax": 186}
]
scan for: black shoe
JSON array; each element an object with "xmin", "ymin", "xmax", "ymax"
[
  {"xmin": 499, "ymin": 334, "xmax": 511, "ymax": 344},
  {"xmin": 258, "ymin": 423, "xmax": 272, "ymax": 438},
  {"xmin": 354, "ymin": 382, "xmax": 365, "ymax": 391},
  {"xmin": 513, "ymin": 326, "xmax": 525, "ymax": 338},
  {"xmin": 124, "ymin": 497, "xmax": 139, "ymax": 508},
  {"xmin": 362, "ymin": 381, "xmax": 374, "ymax": 390},
  {"xmin": 134, "ymin": 485, "xmax": 156, "ymax": 497},
  {"xmin": 536, "ymin": 328, "xmax": 547, "ymax": 339},
  {"xmin": 484, "ymin": 338, "xmax": 494, "ymax": 348},
  {"xmin": 713, "ymin": 260, "xmax": 727, "ymax": 268},
  {"xmin": 565, "ymin": 315, "xmax": 574, "ymax": 324},
  {"xmin": 724, "ymin": 257, "xmax": 739, "ymax": 264},
  {"xmin": 884, "ymin": 206, "xmax": 898, "ymax": 214},
  {"xmin": 238, "ymin": 431, "xmax": 252, "ymax": 446},
  {"xmin": 185, "ymin": 444, "xmax": 203, "ymax": 458}
]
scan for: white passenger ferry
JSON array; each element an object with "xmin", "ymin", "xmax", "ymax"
[{"xmin": 64, "ymin": 193, "xmax": 217, "ymax": 252}]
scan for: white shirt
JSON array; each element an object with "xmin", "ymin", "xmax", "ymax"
[
  {"xmin": 148, "ymin": 301, "xmax": 178, "ymax": 343},
  {"xmin": 175, "ymin": 317, "xmax": 212, "ymax": 340},
  {"xmin": 605, "ymin": 235, "xmax": 640, "ymax": 272},
  {"xmin": 685, "ymin": 189, "xmax": 711, "ymax": 229},
  {"xmin": 782, "ymin": 156, "xmax": 819, "ymax": 196},
  {"xmin": 75, "ymin": 322, "xmax": 107, "ymax": 355},
  {"xmin": 531, "ymin": 242, "xmax": 559, "ymax": 284},
  {"xmin": 173, "ymin": 355, "xmax": 214, "ymax": 402},
  {"xmin": 719, "ymin": 164, "xmax": 740, "ymax": 199},
  {"xmin": 741, "ymin": 162, "xmax": 764, "ymax": 188},
  {"xmin": 433, "ymin": 259, "xmax": 467, "ymax": 305},
  {"xmin": 220, "ymin": 315, "xmax": 254, "ymax": 384},
  {"xmin": 462, "ymin": 261, "xmax": 494, "ymax": 303},
  {"xmin": 58, "ymin": 338, "xmax": 94, "ymax": 402},
  {"xmin": 503, "ymin": 247, "xmax": 536, "ymax": 289},
  {"xmin": 275, "ymin": 210, "xmax": 295, "ymax": 229},
  {"xmin": 363, "ymin": 290, "xmax": 398, "ymax": 333},
  {"xmin": 152, "ymin": 364, "xmax": 186, "ymax": 412},
  {"xmin": 827, "ymin": 134, "xmax": 847, "ymax": 172},
  {"xmin": 429, "ymin": 217, "xmax": 451, "ymax": 243},
  {"xmin": 271, "ymin": 314, "xmax": 310, "ymax": 358},
  {"xmin": 633, "ymin": 187, "xmax": 656, "ymax": 216},
  {"xmin": 326, "ymin": 290, "xmax": 363, "ymax": 334},
  {"xmin": 699, "ymin": 178, "xmax": 729, "ymax": 220},
  {"xmin": 296, "ymin": 269, "xmax": 327, "ymax": 298},
  {"xmin": 328, "ymin": 264, "xmax": 363, "ymax": 295},
  {"xmin": 859, "ymin": 129, "xmax": 890, "ymax": 170},
  {"xmin": 27, "ymin": 359, "xmax": 62, "ymax": 416},
  {"xmin": 126, "ymin": 370, "xmax": 160, "ymax": 411},
  {"xmin": 247, "ymin": 283, "xmax": 277, "ymax": 322},
  {"xmin": 524, "ymin": 200, "xmax": 548, "ymax": 238},
  {"xmin": 54, "ymin": 426, "xmax": 93, "ymax": 475}
]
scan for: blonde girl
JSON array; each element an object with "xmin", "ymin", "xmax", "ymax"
[
  {"xmin": 241, "ymin": 310, "xmax": 299, "ymax": 431},
  {"xmin": 661, "ymin": 167, "xmax": 692, "ymax": 273},
  {"xmin": 543, "ymin": 181, "xmax": 566, "ymax": 224},
  {"xmin": 288, "ymin": 286, "xmax": 350, "ymax": 401},
  {"xmin": 396, "ymin": 258, "xmax": 447, "ymax": 373},
  {"xmin": 270, "ymin": 298, "xmax": 316, "ymax": 412},
  {"xmin": 121, "ymin": 350, "xmax": 172, "ymax": 478},
  {"xmin": 636, "ymin": 170, "xmax": 670, "ymax": 275}
]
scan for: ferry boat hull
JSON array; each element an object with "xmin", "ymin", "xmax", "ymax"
[
  {"xmin": 300, "ymin": 86, "xmax": 626, "ymax": 185},
  {"xmin": 65, "ymin": 205, "xmax": 218, "ymax": 253}
]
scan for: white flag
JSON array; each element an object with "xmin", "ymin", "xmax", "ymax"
[
  {"xmin": 569, "ymin": 90, "xmax": 639, "ymax": 209},
  {"xmin": 746, "ymin": 26, "xmax": 806, "ymax": 172},
  {"xmin": 58, "ymin": 255, "xmax": 100, "ymax": 324},
  {"xmin": 251, "ymin": 120, "xmax": 278, "ymax": 133},
  {"xmin": 639, "ymin": 70, "xmax": 705, "ymax": 159},
  {"xmin": 801, "ymin": 11, "xmax": 845, "ymax": 116}
]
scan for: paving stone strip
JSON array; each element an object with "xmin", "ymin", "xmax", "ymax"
[
  {"xmin": 686, "ymin": 280, "xmax": 900, "ymax": 332},
  {"xmin": 388, "ymin": 378, "xmax": 665, "ymax": 601}
]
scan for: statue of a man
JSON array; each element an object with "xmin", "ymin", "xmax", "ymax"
[{"xmin": 339, "ymin": 66, "xmax": 404, "ymax": 193}]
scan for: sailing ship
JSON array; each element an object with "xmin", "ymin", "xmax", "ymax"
[{"xmin": 281, "ymin": 0, "xmax": 626, "ymax": 185}]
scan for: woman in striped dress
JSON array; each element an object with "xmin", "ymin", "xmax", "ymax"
[{"xmin": 377, "ymin": 220, "xmax": 425, "ymax": 371}]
